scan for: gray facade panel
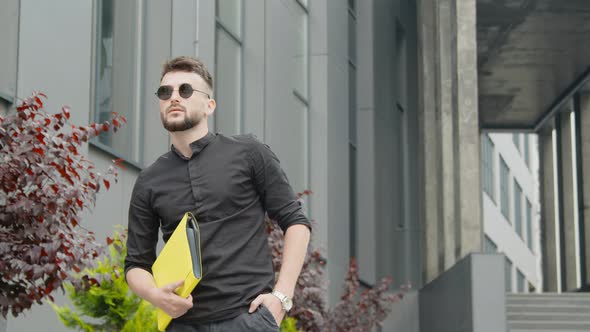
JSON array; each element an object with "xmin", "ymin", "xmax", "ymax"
[
  {"xmin": 171, "ymin": 0, "xmax": 197, "ymax": 57},
  {"xmin": 309, "ymin": 0, "xmax": 352, "ymax": 305},
  {"xmin": 264, "ymin": 0, "xmax": 307, "ymax": 191},
  {"xmin": 242, "ymin": 0, "xmax": 265, "ymax": 138},
  {"xmin": 0, "ymin": 0, "xmax": 19, "ymax": 102},
  {"xmin": 471, "ymin": 254, "xmax": 507, "ymax": 332},
  {"xmin": 142, "ymin": 0, "xmax": 173, "ymax": 166},
  {"xmin": 327, "ymin": 54, "xmax": 351, "ymax": 304},
  {"xmin": 16, "ymin": 0, "xmax": 93, "ymax": 129},
  {"xmin": 381, "ymin": 291, "xmax": 420, "ymax": 332},
  {"xmin": 372, "ymin": 0, "xmax": 423, "ymax": 288}
]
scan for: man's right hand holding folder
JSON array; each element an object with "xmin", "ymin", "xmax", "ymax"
[
  {"xmin": 148, "ymin": 280, "xmax": 194, "ymax": 319},
  {"xmin": 128, "ymin": 212, "xmax": 203, "ymax": 331},
  {"xmin": 126, "ymin": 270, "xmax": 194, "ymax": 319}
]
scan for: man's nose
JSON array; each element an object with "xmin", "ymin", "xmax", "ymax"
[{"xmin": 169, "ymin": 88, "xmax": 182, "ymax": 102}]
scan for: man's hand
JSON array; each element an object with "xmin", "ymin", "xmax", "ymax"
[
  {"xmin": 148, "ymin": 280, "xmax": 194, "ymax": 319},
  {"xmin": 248, "ymin": 293, "xmax": 284, "ymax": 326}
]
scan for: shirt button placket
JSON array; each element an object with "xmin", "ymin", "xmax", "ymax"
[{"xmin": 188, "ymin": 158, "xmax": 200, "ymax": 208}]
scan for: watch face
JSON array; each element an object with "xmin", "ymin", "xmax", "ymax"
[{"xmin": 285, "ymin": 298, "xmax": 293, "ymax": 311}]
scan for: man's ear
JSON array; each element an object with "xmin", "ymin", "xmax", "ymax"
[{"xmin": 206, "ymin": 98, "xmax": 216, "ymax": 116}]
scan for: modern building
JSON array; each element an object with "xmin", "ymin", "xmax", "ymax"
[
  {"xmin": 2, "ymin": 0, "xmax": 590, "ymax": 331},
  {"xmin": 482, "ymin": 133, "xmax": 542, "ymax": 293}
]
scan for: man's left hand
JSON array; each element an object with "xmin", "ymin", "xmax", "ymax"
[{"xmin": 248, "ymin": 293, "xmax": 285, "ymax": 326}]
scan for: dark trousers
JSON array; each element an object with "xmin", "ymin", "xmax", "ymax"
[{"xmin": 166, "ymin": 305, "xmax": 280, "ymax": 332}]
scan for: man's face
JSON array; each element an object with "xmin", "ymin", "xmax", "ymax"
[{"xmin": 158, "ymin": 71, "xmax": 214, "ymax": 132}]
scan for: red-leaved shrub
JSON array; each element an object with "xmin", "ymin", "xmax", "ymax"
[
  {"xmin": 266, "ymin": 191, "xmax": 405, "ymax": 331},
  {"xmin": 0, "ymin": 92, "xmax": 125, "ymax": 318}
]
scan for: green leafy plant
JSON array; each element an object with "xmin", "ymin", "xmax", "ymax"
[
  {"xmin": 280, "ymin": 316, "xmax": 301, "ymax": 332},
  {"xmin": 50, "ymin": 189, "xmax": 400, "ymax": 331},
  {"xmin": 51, "ymin": 228, "xmax": 157, "ymax": 332}
]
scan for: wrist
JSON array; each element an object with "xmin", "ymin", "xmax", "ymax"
[
  {"xmin": 273, "ymin": 283, "xmax": 294, "ymax": 299},
  {"xmin": 144, "ymin": 287, "xmax": 162, "ymax": 306},
  {"xmin": 271, "ymin": 289, "xmax": 293, "ymax": 312}
]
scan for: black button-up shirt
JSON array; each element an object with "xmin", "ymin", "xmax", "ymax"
[{"xmin": 124, "ymin": 132, "xmax": 311, "ymax": 323}]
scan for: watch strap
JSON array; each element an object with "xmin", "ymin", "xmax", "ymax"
[{"xmin": 271, "ymin": 290, "xmax": 292, "ymax": 311}]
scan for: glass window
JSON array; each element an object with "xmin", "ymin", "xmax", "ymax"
[
  {"xmin": 395, "ymin": 21, "xmax": 407, "ymax": 109},
  {"xmin": 293, "ymin": 2, "xmax": 308, "ymax": 98},
  {"xmin": 500, "ymin": 157, "xmax": 511, "ymax": 221},
  {"xmin": 216, "ymin": 0, "xmax": 242, "ymax": 37},
  {"xmin": 524, "ymin": 134, "xmax": 530, "ymax": 167},
  {"xmin": 526, "ymin": 199, "xmax": 533, "ymax": 251},
  {"xmin": 514, "ymin": 181, "xmax": 523, "ymax": 238},
  {"xmin": 505, "ymin": 256, "xmax": 513, "ymax": 292},
  {"xmin": 348, "ymin": 0, "xmax": 355, "ymax": 11},
  {"xmin": 0, "ymin": 94, "xmax": 11, "ymax": 116},
  {"xmin": 96, "ymin": 0, "xmax": 114, "ymax": 148},
  {"xmin": 517, "ymin": 270, "xmax": 526, "ymax": 293},
  {"xmin": 484, "ymin": 235, "xmax": 497, "ymax": 253},
  {"xmin": 286, "ymin": 0, "xmax": 310, "ymax": 194},
  {"xmin": 215, "ymin": 0, "xmax": 243, "ymax": 135},
  {"xmin": 94, "ymin": 0, "xmax": 141, "ymax": 163},
  {"xmin": 513, "ymin": 133, "xmax": 520, "ymax": 153},
  {"xmin": 214, "ymin": 28, "xmax": 242, "ymax": 134},
  {"xmin": 290, "ymin": 97, "xmax": 309, "ymax": 191},
  {"xmin": 482, "ymin": 134, "xmax": 495, "ymax": 201}
]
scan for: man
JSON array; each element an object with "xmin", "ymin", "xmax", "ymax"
[{"xmin": 124, "ymin": 56, "xmax": 311, "ymax": 331}]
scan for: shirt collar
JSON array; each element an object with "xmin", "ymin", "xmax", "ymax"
[{"xmin": 171, "ymin": 132, "xmax": 216, "ymax": 159}]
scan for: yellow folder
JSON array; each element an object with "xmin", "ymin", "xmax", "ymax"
[{"xmin": 151, "ymin": 212, "xmax": 203, "ymax": 331}]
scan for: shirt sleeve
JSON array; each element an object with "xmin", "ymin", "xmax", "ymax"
[
  {"xmin": 249, "ymin": 137, "xmax": 312, "ymax": 233},
  {"xmin": 124, "ymin": 173, "xmax": 160, "ymax": 278}
]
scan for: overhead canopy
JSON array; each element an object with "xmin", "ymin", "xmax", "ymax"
[{"xmin": 477, "ymin": 0, "xmax": 590, "ymax": 131}]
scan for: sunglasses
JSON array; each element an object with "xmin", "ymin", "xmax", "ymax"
[{"xmin": 155, "ymin": 83, "xmax": 210, "ymax": 100}]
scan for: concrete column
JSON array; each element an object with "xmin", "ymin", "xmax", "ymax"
[
  {"xmin": 559, "ymin": 111, "xmax": 580, "ymax": 290},
  {"xmin": 452, "ymin": 0, "xmax": 482, "ymax": 257},
  {"xmin": 418, "ymin": 0, "xmax": 482, "ymax": 280},
  {"xmin": 539, "ymin": 130, "xmax": 559, "ymax": 291},
  {"xmin": 437, "ymin": 0, "xmax": 457, "ymax": 270},
  {"xmin": 416, "ymin": 0, "xmax": 441, "ymax": 283},
  {"xmin": 579, "ymin": 93, "xmax": 590, "ymax": 287}
]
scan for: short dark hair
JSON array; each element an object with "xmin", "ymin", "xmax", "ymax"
[{"xmin": 160, "ymin": 56, "xmax": 213, "ymax": 90}]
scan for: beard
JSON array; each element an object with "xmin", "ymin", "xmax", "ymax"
[{"xmin": 161, "ymin": 108, "xmax": 201, "ymax": 132}]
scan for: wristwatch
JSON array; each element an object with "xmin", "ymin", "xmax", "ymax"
[{"xmin": 271, "ymin": 290, "xmax": 293, "ymax": 312}]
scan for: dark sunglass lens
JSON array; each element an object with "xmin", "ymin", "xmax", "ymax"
[
  {"xmin": 157, "ymin": 86, "xmax": 173, "ymax": 100},
  {"xmin": 179, "ymin": 83, "xmax": 194, "ymax": 99}
]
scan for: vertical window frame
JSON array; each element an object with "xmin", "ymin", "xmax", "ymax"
[
  {"xmin": 500, "ymin": 157, "xmax": 511, "ymax": 222},
  {"xmin": 91, "ymin": 0, "xmax": 144, "ymax": 166},
  {"xmin": 348, "ymin": 0, "xmax": 358, "ymax": 259},
  {"xmin": 214, "ymin": 0, "xmax": 244, "ymax": 135},
  {"xmin": 482, "ymin": 134, "xmax": 496, "ymax": 202},
  {"xmin": 514, "ymin": 180, "xmax": 523, "ymax": 239}
]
